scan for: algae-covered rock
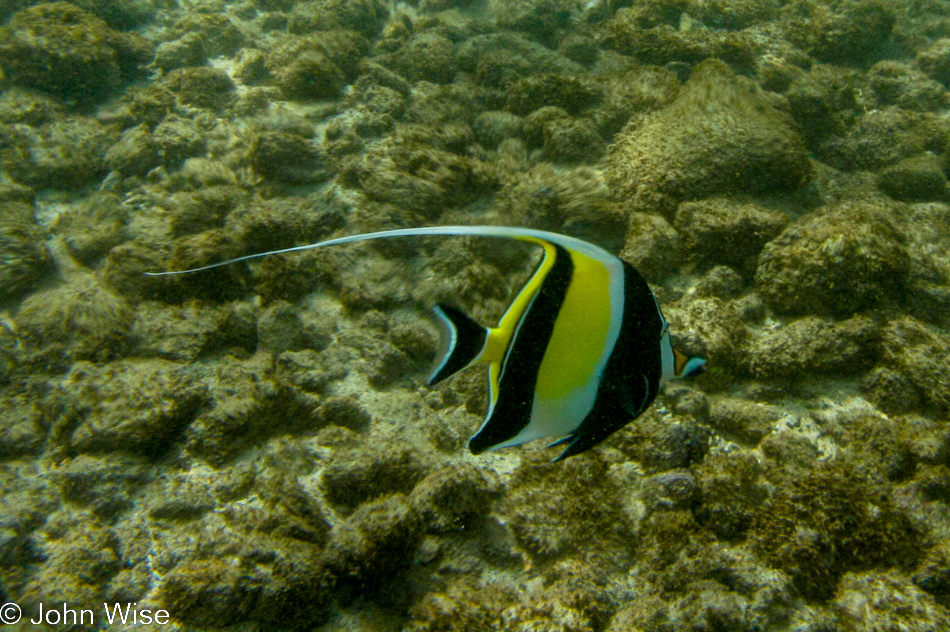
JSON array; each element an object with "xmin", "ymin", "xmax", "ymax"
[
  {"xmin": 146, "ymin": 473, "xmax": 217, "ymax": 522},
  {"xmin": 674, "ymin": 198, "xmax": 788, "ymax": 275},
  {"xmin": 744, "ymin": 315, "xmax": 880, "ymax": 379},
  {"xmin": 632, "ymin": 508, "xmax": 797, "ymax": 629},
  {"xmin": 861, "ymin": 365, "xmax": 923, "ymax": 415},
  {"xmin": 0, "ymin": 87, "xmax": 63, "ymax": 126},
  {"xmin": 499, "ymin": 597, "xmax": 599, "ymax": 632},
  {"xmin": 148, "ymin": 458, "xmax": 334, "ymax": 629},
  {"xmin": 558, "ymin": 33, "xmax": 599, "ymax": 66},
  {"xmin": 503, "ymin": 453, "xmax": 634, "ymax": 561},
  {"xmin": 664, "ymin": 296, "xmax": 749, "ymax": 370},
  {"xmin": 0, "ymin": 458, "xmax": 57, "ymax": 558},
  {"xmin": 606, "ymin": 592, "xmax": 672, "ymax": 632},
  {"xmin": 268, "ymin": 30, "xmax": 369, "ymax": 100},
  {"xmin": 103, "ymin": 123, "xmax": 160, "ymax": 175},
  {"xmin": 158, "ymin": 558, "xmax": 251, "ymax": 628},
  {"xmin": 785, "ymin": 64, "xmax": 863, "ymax": 151},
  {"xmin": 341, "ymin": 126, "xmax": 496, "ymax": 217},
  {"xmin": 168, "ymin": 184, "xmax": 246, "ymax": 237},
  {"xmin": 0, "ymin": 316, "xmax": 22, "ymax": 387},
  {"xmin": 835, "ymin": 570, "xmax": 949, "ymax": 631},
  {"xmin": 408, "ymin": 462, "xmax": 497, "ymax": 532},
  {"xmin": 153, "ymin": 33, "xmax": 206, "ymax": 72},
  {"xmin": 257, "ymin": 301, "xmax": 309, "ymax": 354},
  {"xmin": 868, "ymin": 61, "xmax": 948, "ymax": 112},
  {"xmin": 823, "ymin": 107, "xmax": 950, "ymax": 172},
  {"xmin": 619, "ymin": 212, "xmax": 681, "ymax": 282},
  {"xmin": 183, "ymin": 353, "xmax": 321, "ymax": 465},
  {"xmin": 0, "ymin": 202, "xmax": 50, "ymax": 301},
  {"xmin": 337, "ymin": 326, "xmax": 420, "ymax": 388},
  {"xmin": 611, "ymin": 407, "xmax": 710, "ymax": 473},
  {"xmin": 694, "ymin": 265, "xmax": 745, "ymax": 300},
  {"xmin": 254, "ymin": 463, "xmax": 332, "ymax": 542},
  {"xmin": 914, "ymin": 540, "xmax": 950, "ymax": 606},
  {"xmin": 322, "ymin": 444, "xmax": 428, "ymax": 510},
  {"xmin": 1, "ymin": 115, "xmax": 116, "ymax": 189},
  {"xmin": 408, "ymin": 581, "xmax": 509, "ymax": 632},
  {"xmin": 492, "ymin": 164, "xmax": 625, "ymax": 249},
  {"xmin": 597, "ymin": 64, "xmax": 680, "ymax": 136},
  {"xmin": 642, "ymin": 469, "xmax": 700, "ymax": 514},
  {"xmin": 838, "ymin": 411, "xmax": 915, "ymax": 484},
  {"xmin": 288, "ymin": 0, "xmax": 388, "ymax": 39},
  {"xmin": 917, "ymin": 38, "xmax": 950, "ymax": 86},
  {"xmin": 51, "ymin": 453, "xmax": 150, "ymax": 517},
  {"xmin": 521, "ymin": 105, "xmax": 569, "ymax": 147},
  {"xmin": 321, "ymin": 493, "xmax": 423, "ymax": 592},
  {"xmin": 782, "ymin": 0, "xmax": 894, "ymax": 66},
  {"xmin": 473, "ymin": 111, "xmax": 523, "ymax": 149},
  {"xmin": 900, "ymin": 202, "xmax": 950, "ymax": 327},
  {"xmin": 879, "ymin": 317, "xmax": 950, "ymax": 413},
  {"xmin": 489, "ymin": 0, "xmax": 578, "ymax": 46},
  {"xmin": 133, "ymin": 300, "xmax": 257, "ymax": 362},
  {"xmin": 155, "ymin": 13, "xmax": 245, "ymax": 71},
  {"xmin": 706, "ymin": 396, "xmax": 782, "ymax": 446},
  {"xmin": 694, "ymin": 452, "xmax": 767, "ymax": 541},
  {"xmin": 18, "ymin": 513, "xmax": 121, "ymax": 615},
  {"xmin": 276, "ymin": 349, "xmax": 339, "ymax": 393},
  {"xmin": 540, "ymin": 116, "xmax": 605, "ymax": 164},
  {"xmin": 0, "ymin": 392, "xmax": 45, "ymax": 459},
  {"xmin": 250, "ymin": 129, "xmax": 329, "ymax": 184},
  {"xmin": 0, "ymin": 2, "xmax": 151, "ymax": 103},
  {"xmin": 606, "ymin": 59, "xmax": 812, "ymax": 218},
  {"xmin": 16, "ymin": 273, "xmax": 134, "ymax": 362},
  {"xmin": 756, "ymin": 200, "xmax": 910, "ymax": 316},
  {"xmin": 53, "ymin": 192, "xmax": 129, "ymax": 264},
  {"xmin": 603, "ymin": 9, "xmax": 758, "ymax": 68},
  {"xmin": 456, "ymin": 32, "xmax": 583, "ymax": 89},
  {"xmin": 877, "ymin": 153, "xmax": 949, "ymax": 202},
  {"xmin": 388, "ymin": 32, "xmax": 456, "ymax": 84},
  {"xmin": 51, "ymin": 359, "xmax": 208, "ymax": 456},
  {"xmin": 152, "ymin": 114, "xmax": 207, "ymax": 164},
  {"xmin": 161, "ymin": 67, "xmax": 237, "ymax": 112},
  {"xmin": 751, "ymin": 465, "xmax": 923, "ymax": 600},
  {"xmin": 505, "ymin": 73, "xmax": 603, "ymax": 117}
]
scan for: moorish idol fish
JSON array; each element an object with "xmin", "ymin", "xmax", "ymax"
[{"xmin": 148, "ymin": 226, "xmax": 706, "ymax": 461}]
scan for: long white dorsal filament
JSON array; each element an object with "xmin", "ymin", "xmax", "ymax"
[{"xmin": 144, "ymin": 226, "xmax": 615, "ymax": 276}]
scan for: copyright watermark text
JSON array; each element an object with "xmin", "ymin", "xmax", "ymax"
[
  {"xmin": 0, "ymin": 602, "xmax": 170, "ymax": 626},
  {"xmin": 0, "ymin": 603, "xmax": 20, "ymax": 625}
]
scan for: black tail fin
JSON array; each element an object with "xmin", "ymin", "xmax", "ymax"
[{"xmin": 427, "ymin": 304, "xmax": 488, "ymax": 386}]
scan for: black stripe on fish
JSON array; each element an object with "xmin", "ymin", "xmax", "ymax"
[
  {"xmin": 550, "ymin": 261, "xmax": 665, "ymax": 461},
  {"xmin": 468, "ymin": 243, "xmax": 574, "ymax": 454}
]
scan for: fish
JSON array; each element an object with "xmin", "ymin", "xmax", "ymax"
[{"xmin": 147, "ymin": 226, "xmax": 706, "ymax": 461}]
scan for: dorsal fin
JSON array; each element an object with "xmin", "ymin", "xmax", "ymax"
[{"xmin": 428, "ymin": 304, "xmax": 488, "ymax": 386}]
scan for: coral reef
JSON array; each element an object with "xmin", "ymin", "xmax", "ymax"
[
  {"xmin": 756, "ymin": 200, "xmax": 910, "ymax": 315},
  {"xmin": 49, "ymin": 359, "xmax": 208, "ymax": 457},
  {"xmin": 605, "ymin": 59, "xmax": 813, "ymax": 219},
  {"xmin": 2, "ymin": 0, "xmax": 950, "ymax": 629},
  {"xmin": 0, "ymin": 3, "xmax": 151, "ymax": 103},
  {"xmin": 675, "ymin": 198, "xmax": 788, "ymax": 275},
  {"xmin": 0, "ymin": 202, "xmax": 50, "ymax": 301},
  {"xmin": 1, "ymin": 115, "xmax": 117, "ymax": 189},
  {"xmin": 16, "ymin": 273, "xmax": 134, "ymax": 364}
]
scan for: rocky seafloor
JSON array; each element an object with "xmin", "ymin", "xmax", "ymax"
[{"xmin": 3, "ymin": 0, "xmax": 950, "ymax": 630}]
